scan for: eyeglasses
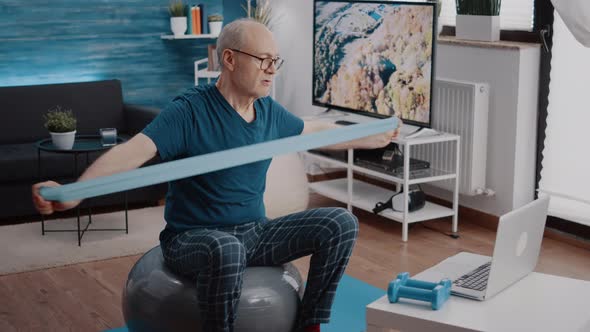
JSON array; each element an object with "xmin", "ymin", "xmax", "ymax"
[{"xmin": 230, "ymin": 48, "xmax": 284, "ymax": 71}]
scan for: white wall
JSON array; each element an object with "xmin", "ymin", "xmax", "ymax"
[
  {"xmin": 272, "ymin": 0, "xmax": 324, "ymax": 117},
  {"xmin": 513, "ymin": 47, "xmax": 542, "ymax": 209},
  {"xmin": 271, "ymin": 0, "xmax": 541, "ymax": 217}
]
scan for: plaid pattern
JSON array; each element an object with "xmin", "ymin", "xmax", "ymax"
[{"xmin": 160, "ymin": 207, "xmax": 359, "ymax": 332}]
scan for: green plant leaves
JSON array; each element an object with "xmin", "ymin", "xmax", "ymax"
[
  {"xmin": 44, "ymin": 106, "xmax": 77, "ymax": 133},
  {"xmin": 168, "ymin": 0, "xmax": 186, "ymax": 17}
]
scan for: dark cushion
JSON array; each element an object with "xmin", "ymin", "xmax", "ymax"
[
  {"xmin": 0, "ymin": 179, "xmax": 166, "ymax": 221},
  {"xmin": 0, "ymin": 142, "xmax": 103, "ymax": 183},
  {"xmin": 124, "ymin": 104, "xmax": 162, "ymax": 136},
  {"xmin": 0, "ymin": 80, "xmax": 168, "ymax": 220},
  {"xmin": 0, "ymin": 133, "xmax": 136, "ymax": 183},
  {"xmin": 0, "ymin": 80, "xmax": 126, "ymax": 144}
]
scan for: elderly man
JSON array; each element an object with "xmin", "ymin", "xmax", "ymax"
[{"xmin": 32, "ymin": 19, "xmax": 399, "ymax": 332}]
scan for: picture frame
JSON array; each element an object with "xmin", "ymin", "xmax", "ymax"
[{"xmin": 207, "ymin": 44, "xmax": 220, "ymax": 71}]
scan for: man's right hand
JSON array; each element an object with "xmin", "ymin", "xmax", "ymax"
[{"xmin": 32, "ymin": 181, "xmax": 80, "ymax": 215}]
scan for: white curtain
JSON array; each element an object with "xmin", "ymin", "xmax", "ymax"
[
  {"xmin": 551, "ymin": 0, "xmax": 590, "ymax": 47},
  {"xmin": 538, "ymin": 12, "xmax": 590, "ymax": 226},
  {"xmin": 439, "ymin": 0, "xmax": 535, "ymax": 31}
]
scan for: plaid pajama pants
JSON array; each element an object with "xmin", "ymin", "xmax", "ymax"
[{"xmin": 159, "ymin": 207, "xmax": 359, "ymax": 332}]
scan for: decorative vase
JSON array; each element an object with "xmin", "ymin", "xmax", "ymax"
[
  {"xmin": 456, "ymin": 15, "xmax": 500, "ymax": 42},
  {"xmin": 209, "ymin": 21, "xmax": 223, "ymax": 36},
  {"xmin": 50, "ymin": 131, "xmax": 76, "ymax": 150},
  {"xmin": 170, "ymin": 17, "xmax": 187, "ymax": 37}
]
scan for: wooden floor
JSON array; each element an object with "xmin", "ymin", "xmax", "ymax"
[{"xmin": 1, "ymin": 193, "xmax": 589, "ymax": 331}]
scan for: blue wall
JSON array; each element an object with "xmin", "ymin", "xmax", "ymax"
[{"xmin": 0, "ymin": 0, "xmax": 246, "ymax": 108}]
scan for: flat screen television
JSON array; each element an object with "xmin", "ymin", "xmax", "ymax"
[{"xmin": 312, "ymin": 0, "xmax": 437, "ymax": 128}]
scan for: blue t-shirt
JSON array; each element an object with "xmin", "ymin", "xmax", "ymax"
[{"xmin": 142, "ymin": 84, "xmax": 304, "ymax": 231}]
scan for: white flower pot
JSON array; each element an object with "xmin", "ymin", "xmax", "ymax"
[
  {"xmin": 50, "ymin": 130, "xmax": 76, "ymax": 150},
  {"xmin": 456, "ymin": 14, "xmax": 500, "ymax": 42},
  {"xmin": 170, "ymin": 17, "xmax": 187, "ymax": 37},
  {"xmin": 209, "ymin": 21, "xmax": 223, "ymax": 36}
]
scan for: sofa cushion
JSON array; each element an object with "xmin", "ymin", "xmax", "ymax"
[
  {"xmin": 0, "ymin": 80, "xmax": 126, "ymax": 144},
  {"xmin": 0, "ymin": 142, "xmax": 110, "ymax": 183}
]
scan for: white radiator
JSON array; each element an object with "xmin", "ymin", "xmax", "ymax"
[{"xmin": 412, "ymin": 78, "xmax": 490, "ymax": 196}]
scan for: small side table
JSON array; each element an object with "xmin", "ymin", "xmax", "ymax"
[{"xmin": 36, "ymin": 135, "xmax": 128, "ymax": 246}]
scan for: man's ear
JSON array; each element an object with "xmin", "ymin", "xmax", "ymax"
[{"xmin": 222, "ymin": 49, "xmax": 236, "ymax": 71}]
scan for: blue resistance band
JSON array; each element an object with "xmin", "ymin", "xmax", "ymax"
[{"xmin": 40, "ymin": 117, "xmax": 398, "ymax": 202}]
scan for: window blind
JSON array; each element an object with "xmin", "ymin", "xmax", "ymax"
[
  {"xmin": 439, "ymin": 0, "xmax": 535, "ymax": 31},
  {"xmin": 538, "ymin": 11, "xmax": 590, "ymax": 226}
]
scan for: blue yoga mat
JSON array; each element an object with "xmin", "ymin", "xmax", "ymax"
[
  {"xmin": 104, "ymin": 274, "xmax": 385, "ymax": 332},
  {"xmin": 41, "ymin": 117, "xmax": 397, "ymax": 202}
]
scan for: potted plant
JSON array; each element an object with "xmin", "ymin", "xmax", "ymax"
[
  {"xmin": 208, "ymin": 14, "xmax": 223, "ymax": 36},
  {"xmin": 243, "ymin": 0, "xmax": 278, "ymax": 30},
  {"xmin": 44, "ymin": 105, "xmax": 77, "ymax": 150},
  {"xmin": 169, "ymin": 0, "xmax": 187, "ymax": 37},
  {"xmin": 455, "ymin": 0, "xmax": 501, "ymax": 42}
]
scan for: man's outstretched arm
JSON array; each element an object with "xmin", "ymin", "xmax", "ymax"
[
  {"xmin": 32, "ymin": 133, "xmax": 158, "ymax": 215},
  {"xmin": 302, "ymin": 119, "xmax": 401, "ymax": 150}
]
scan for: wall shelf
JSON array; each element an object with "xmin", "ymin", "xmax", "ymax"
[
  {"xmin": 194, "ymin": 58, "xmax": 220, "ymax": 85},
  {"xmin": 197, "ymin": 67, "xmax": 221, "ymax": 78},
  {"xmin": 161, "ymin": 34, "xmax": 217, "ymax": 40}
]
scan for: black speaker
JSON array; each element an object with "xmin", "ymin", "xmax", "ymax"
[
  {"xmin": 373, "ymin": 186, "xmax": 426, "ymax": 214},
  {"xmin": 392, "ymin": 187, "xmax": 426, "ymax": 212}
]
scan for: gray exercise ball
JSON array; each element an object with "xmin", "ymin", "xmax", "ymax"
[{"xmin": 122, "ymin": 246, "xmax": 304, "ymax": 332}]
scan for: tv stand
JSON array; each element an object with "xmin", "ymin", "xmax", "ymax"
[
  {"xmin": 315, "ymin": 108, "xmax": 353, "ymax": 119},
  {"xmin": 402, "ymin": 127, "xmax": 440, "ymax": 139},
  {"xmin": 305, "ymin": 131, "xmax": 460, "ymax": 242},
  {"xmin": 334, "ymin": 120, "xmax": 357, "ymax": 126},
  {"xmin": 399, "ymin": 124, "xmax": 422, "ymax": 136},
  {"xmin": 324, "ymin": 107, "xmax": 347, "ymax": 113},
  {"xmin": 329, "ymin": 116, "xmax": 439, "ymax": 138}
]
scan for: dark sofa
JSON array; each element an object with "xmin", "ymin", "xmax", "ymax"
[{"xmin": 0, "ymin": 79, "xmax": 167, "ymax": 222}]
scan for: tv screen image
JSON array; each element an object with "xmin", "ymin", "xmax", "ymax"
[{"xmin": 313, "ymin": 0, "xmax": 436, "ymax": 127}]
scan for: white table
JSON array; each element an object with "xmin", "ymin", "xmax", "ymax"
[{"xmin": 366, "ymin": 271, "xmax": 590, "ymax": 332}]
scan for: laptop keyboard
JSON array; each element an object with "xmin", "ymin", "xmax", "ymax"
[{"xmin": 453, "ymin": 262, "xmax": 491, "ymax": 291}]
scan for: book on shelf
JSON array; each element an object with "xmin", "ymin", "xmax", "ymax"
[
  {"xmin": 191, "ymin": 5, "xmax": 202, "ymax": 34},
  {"xmin": 207, "ymin": 44, "xmax": 220, "ymax": 71},
  {"xmin": 186, "ymin": 5, "xmax": 192, "ymax": 34},
  {"xmin": 199, "ymin": 4, "xmax": 208, "ymax": 34}
]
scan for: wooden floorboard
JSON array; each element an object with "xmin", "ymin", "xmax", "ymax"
[{"xmin": 1, "ymin": 193, "xmax": 589, "ymax": 331}]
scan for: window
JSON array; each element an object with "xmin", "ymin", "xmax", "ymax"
[{"xmin": 439, "ymin": 0, "xmax": 535, "ymax": 31}]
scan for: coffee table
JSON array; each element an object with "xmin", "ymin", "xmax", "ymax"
[
  {"xmin": 366, "ymin": 270, "xmax": 590, "ymax": 332},
  {"xmin": 36, "ymin": 135, "xmax": 128, "ymax": 246}
]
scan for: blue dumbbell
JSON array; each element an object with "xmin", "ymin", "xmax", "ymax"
[{"xmin": 387, "ymin": 272, "xmax": 452, "ymax": 310}]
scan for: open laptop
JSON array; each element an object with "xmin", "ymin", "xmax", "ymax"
[{"xmin": 419, "ymin": 196, "xmax": 550, "ymax": 301}]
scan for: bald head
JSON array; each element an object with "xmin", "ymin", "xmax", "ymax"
[{"xmin": 216, "ymin": 19, "xmax": 275, "ymax": 69}]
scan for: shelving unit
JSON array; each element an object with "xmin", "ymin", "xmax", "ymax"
[
  {"xmin": 194, "ymin": 58, "xmax": 220, "ymax": 85},
  {"xmin": 306, "ymin": 132, "xmax": 460, "ymax": 242},
  {"xmin": 310, "ymin": 178, "xmax": 456, "ymax": 223},
  {"xmin": 159, "ymin": 34, "xmax": 220, "ymax": 85},
  {"xmin": 161, "ymin": 34, "xmax": 217, "ymax": 40}
]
